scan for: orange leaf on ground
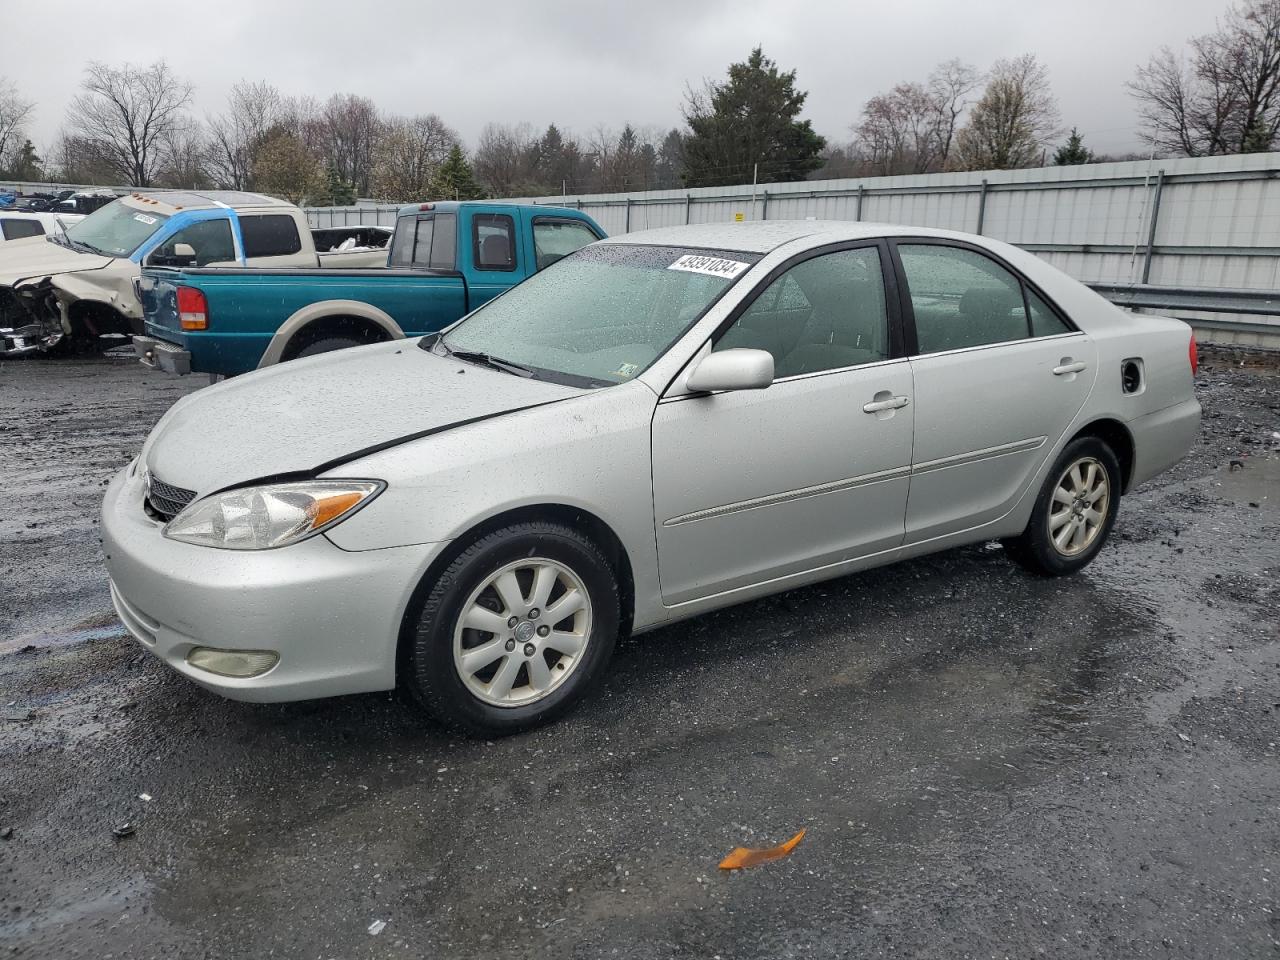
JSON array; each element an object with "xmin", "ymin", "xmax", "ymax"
[{"xmin": 718, "ymin": 829, "xmax": 806, "ymax": 870}]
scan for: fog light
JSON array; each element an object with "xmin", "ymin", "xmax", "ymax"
[{"xmin": 186, "ymin": 647, "xmax": 279, "ymax": 678}]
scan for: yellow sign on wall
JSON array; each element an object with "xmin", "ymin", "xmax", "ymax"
[{"xmin": 734, "ymin": 212, "xmax": 745, "ymax": 222}]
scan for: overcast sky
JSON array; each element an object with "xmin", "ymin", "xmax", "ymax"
[{"xmin": 12, "ymin": 0, "xmax": 1228, "ymax": 163}]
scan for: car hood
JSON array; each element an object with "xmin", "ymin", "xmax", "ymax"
[
  {"xmin": 143, "ymin": 340, "xmax": 587, "ymax": 494},
  {"xmin": 0, "ymin": 237, "xmax": 113, "ymax": 286}
]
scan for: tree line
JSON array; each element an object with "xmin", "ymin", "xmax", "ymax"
[{"xmin": 1, "ymin": 0, "xmax": 1278, "ymax": 202}]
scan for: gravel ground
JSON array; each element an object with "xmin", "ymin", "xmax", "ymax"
[{"xmin": 1, "ymin": 348, "xmax": 1278, "ymax": 959}]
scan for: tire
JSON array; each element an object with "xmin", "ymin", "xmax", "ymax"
[
  {"xmin": 1002, "ymin": 436, "xmax": 1122, "ymax": 577},
  {"xmin": 404, "ymin": 521, "xmax": 621, "ymax": 735},
  {"xmin": 293, "ymin": 335, "xmax": 366, "ymax": 359}
]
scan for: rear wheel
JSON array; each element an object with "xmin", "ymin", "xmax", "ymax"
[
  {"xmin": 1003, "ymin": 436, "xmax": 1121, "ymax": 576},
  {"xmin": 293, "ymin": 335, "xmax": 366, "ymax": 359},
  {"xmin": 404, "ymin": 522, "xmax": 620, "ymax": 735}
]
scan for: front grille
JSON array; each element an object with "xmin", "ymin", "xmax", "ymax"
[{"xmin": 146, "ymin": 475, "xmax": 196, "ymax": 521}]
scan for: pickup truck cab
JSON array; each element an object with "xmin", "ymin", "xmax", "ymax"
[
  {"xmin": 0, "ymin": 190, "xmax": 386, "ymax": 357},
  {"xmin": 134, "ymin": 201, "xmax": 605, "ymax": 376}
]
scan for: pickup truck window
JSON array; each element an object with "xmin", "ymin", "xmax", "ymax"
[
  {"xmin": 533, "ymin": 219, "xmax": 600, "ymax": 271},
  {"xmin": 241, "ymin": 215, "xmax": 302, "ymax": 258},
  {"xmin": 148, "ymin": 219, "xmax": 236, "ymax": 267},
  {"xmin": 1, "ymin": 218, "xmax": 43, "ymax": 240},
  {"xmin": 473, "ymin": 214, "xmax": 516, "ymax": 272},
  {"xmin": 389, "ymin": 214, "xmax": 457, "ymax": 270},
  {"xmin": 67, "ymin": 201, "xmax": 169, "ymax": 257}
]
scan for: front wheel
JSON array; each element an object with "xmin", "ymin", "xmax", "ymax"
[
  {"xmin": 1003, "ymin": 436, "xmax": 1122, "ymax": 577},
  {"xmin": 404, "ymin": 522, "xmax": 620, "ymax": 735}
]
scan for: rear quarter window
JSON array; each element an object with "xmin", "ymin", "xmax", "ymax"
[{"xmin": 240, "ymin": 214, "xmax": 302, "ymax": 258}]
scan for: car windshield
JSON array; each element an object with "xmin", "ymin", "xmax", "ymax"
[
  {"xmin": 65, "ymin": 200, "xmax": 169, "ymax": 258},
  {"xmin": 438, "ymin": 243, "xmax": 759, "ymax": 386}
]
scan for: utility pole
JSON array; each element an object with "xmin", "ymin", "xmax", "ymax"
[{"xmin": 749, "ymin": 162, "xmax": 758, "ymax": 220}]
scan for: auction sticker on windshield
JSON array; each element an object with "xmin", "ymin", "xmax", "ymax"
[
  {"xmin": 667, "ymin": 254, "xmax": 750, "ymax": 279},
  {"xmin": 133, "ymin": 214, "xmax": 158, "ymax": 225}
]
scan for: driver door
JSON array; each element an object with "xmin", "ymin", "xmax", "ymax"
[{"xmin": 650, "ymin": 243, "xmax": 914, "ymax": 605}]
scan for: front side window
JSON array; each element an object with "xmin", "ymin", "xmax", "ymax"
[
  {"xmin": 532, "ymin": 219, "xmax": 600, "ymax": 271},
  {"xmin": 66, "ymin": 200, "xmax": 169, "ymax": 258},
  {"xmin": 147, "ymin": 219, "xmax": 236, "ymax": 267},
  {"xmin": 440, "ymin": 244, "xmax": 759, "ymax": 386},
  {"xmin": 898, "ymin": 244, "xmax": 1030, "ymax": 353},
  {"xmin": 473, "ymin": 213, "xmax": 515, "ymax": 271},
  {"xmin": 240, "ymin": 214, "xmax": 302, "ymax": 258},
  {"xmin": 715, "ymin": 247, "xmax": 890, "ymax": 377}
]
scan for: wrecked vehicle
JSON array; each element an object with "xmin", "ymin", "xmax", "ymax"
[
  {"xmin": 0, "ymin": 211, "xmax": 85, "ymax": 243},
  {"xmin": 312, "ymin": 224, "xmax": 394, "ymax": 269},
  {"xmin": 0, "ymin": 190, "xmax": 380, "ymax": 358},
  {"xmin": 104, "ymin": 221, "xmax": 1200, "ymax": 734}
]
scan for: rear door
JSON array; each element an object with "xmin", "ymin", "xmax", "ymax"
[
  {"xmin": 891, "ymin": 239, "xmax": 1097, "ymax": 542},
  {"xmin": 466, "ymin": 207, "xmax": 522, "ymax": 307}
]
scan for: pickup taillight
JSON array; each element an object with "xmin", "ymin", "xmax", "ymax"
[{"xmin": 176, "ymin": 286, "xmax": 208, "ymax": 330}]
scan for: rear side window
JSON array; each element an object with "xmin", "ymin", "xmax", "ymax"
[
  {"xmin": 2, "ymin": 218, "xmax": 43, "ymax": 240},
  {"xmin": 898, "ymin": 244, "xmax": 1029, "ymax": 353},
  {"xmin": 240, "ymin": 214, "xmax": 302, "ymax": 258},
  {"xmin": 1027, "ymin": 288, "xmax": 1071, "ymax": 337},
  {"xmin": 473, "ymin": 214, "xmax": 515, "ymax": 271},
  {"xmin": 532, "ymin": 219, "xmax": 600, "ymax": 271}
]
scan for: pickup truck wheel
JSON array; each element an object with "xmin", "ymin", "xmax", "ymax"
[
  {"xmin": 293, "ymin": 335, "xmax": 366, "ymax": 359},
  {"xmin": 404, "ymin": 521, "xmax": 620, "ymax": 736}
]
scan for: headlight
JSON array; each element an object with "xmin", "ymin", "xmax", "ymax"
[{"xmin": 163, "ymin": 480, "xmax": 384, "ymax": 550}]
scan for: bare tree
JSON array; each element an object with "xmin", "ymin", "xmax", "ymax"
[
  {"xmin": 321, "ymin": 94, "xmax": 382, "ymax": 196},
  {"xmin": 0, "ymin": 77, "xmax": 35, "ymax": 171},
  {"xmin": 252, "ymin": 126, "xmax": 323, "ymax": 204},
  {"xmin": 929, "ymin": 59, "xmax": 982, "ymax": 168},
  {"xmin": 206, "ymin": 80, "xmax": 283, "ymax": 189},
  {"xmin": 954, "ymin": 54, "xmax": 1061, "ymax": 170},
  {"xmin": 472, "ymin": 122, "xmax": 540, "ymax": 195},
  {"xmin": 1131, "ymin": 0, "xmax": 1280, "ymax": 155},
  {"xmin": 851, "ymin": 60, "xmax": 980, "ymax": 176},
  {"xmin": 371, "ymin": 114, "xmax": 459, "ymax": 201},
  {"xmin": 65, "ymin": 61, "xmax": 194, "ymax": 186},
  {"xmin": 156, "ymin": 117, "xmax": 209, "ymax": 188}
]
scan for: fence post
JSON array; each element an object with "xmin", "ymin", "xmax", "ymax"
[
  {"xmin": 855, "ymin": 184, "xmax": 864, "ymax": 221},
  {"xmin": 625, "ymin": 198, "xmax": 632, "ymax": 233},
  {"xmin": 976, "ymin": 179, "xmax": 989, "ymax": 235},
  {"xmin": 685, "ymin": 194, "xmax": 692, "ymax": 224},
  {"xmin": 760, "ymin": 190, "xmax": 769, "ymax": 221},
  {"xmin": 1141, "ymin": 169, "xmax": 1166, "ymax": 285}
]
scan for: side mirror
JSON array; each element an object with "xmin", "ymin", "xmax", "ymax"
[
  {"xmin": 173, "ymin": 242, "xmax": 196, "ymax": 260},
  {"xmin": 685, "ymin": 348, "xmax": 774, "ymax": 393}
]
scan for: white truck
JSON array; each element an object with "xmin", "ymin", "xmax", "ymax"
[{"xmin": 0, "ymin": 190, "xmax": 388, "ymax": 357}]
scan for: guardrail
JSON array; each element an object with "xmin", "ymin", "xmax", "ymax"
[{"xmin": 1088, "ymin": 282, "xmax": 1280, "ymax": 344}]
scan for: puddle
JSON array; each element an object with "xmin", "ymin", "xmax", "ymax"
[
  {"xmin": 1210, "ymin": 453, "xmax": 1279, "ymax": 513},
  {"xmin": 0, "ymin": 619, "xmax": 128, "ymax": 655}
]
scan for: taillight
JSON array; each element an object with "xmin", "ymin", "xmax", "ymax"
[
  {"xmin": 176, "ymin": 286, "xmax": 208, "ymax": 331},
  {"xmin": 1188, "ymin": 332, "xmax": 1199, "ymax": 376}
]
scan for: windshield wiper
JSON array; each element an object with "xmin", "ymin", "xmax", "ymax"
[{"xmin": 449, "ymin": 349, "xmax": 537, "ymax": 379}]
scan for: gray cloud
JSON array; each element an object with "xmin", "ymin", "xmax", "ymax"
[{"xmin": 12, "ymin": 0, "xmax": 1225, "ymax": 160}]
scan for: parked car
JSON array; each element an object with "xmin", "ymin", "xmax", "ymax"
[
  {"xmin": 102, "ymin": 221, "xmax": 1201, "ymax": 734},
  {"xmin": 0, "ymin": 190, "xmax": 392, "ymax": 357},
  {"xmin": 0, "ymin": 211, "xmax": 85, "ymax": 243},
  {"xmin": 132, "ymin": 201, "xmax": 605, "ymax": 376}
]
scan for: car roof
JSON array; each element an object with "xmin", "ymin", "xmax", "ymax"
[
  {"xmin": 126, "ymin": 190, "xmax": 295, "ymax": 213},
  {"xmin": 599, "ymin": 220, "xmax": 992, "ymax": 254}
]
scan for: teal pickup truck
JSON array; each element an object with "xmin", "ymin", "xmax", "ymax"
[{"xmin": 133, "ymin": 201, "xmax": 605, "ymax": 376}]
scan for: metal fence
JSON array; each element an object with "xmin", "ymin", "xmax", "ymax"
[{"xmin": 305, "ymin": 153, "xmax": 1280, "ymax": 347}]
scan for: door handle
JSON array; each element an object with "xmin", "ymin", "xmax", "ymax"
[
  {"xmin": 862, "ymin": 395, "xmax": 910, "ymax": 413},
  {"xmin": 1053, "ymin": 361, "xmax": 1087, "ymax": 375}
]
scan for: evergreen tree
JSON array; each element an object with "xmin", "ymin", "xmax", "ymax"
[
  {"xmin": 323, "ymin": 163, "xmax": 356, "ymax": 205},
  {"xmin": 9, "ymin": 139, "xmax": 41, "ymax": 180},
  {"xmin": 431, "ymin": 144, "xmax": 486, "ymax": 200},
  {"xmin": 1053, "ymin": 127, "xmax": 1095, "ymax": 165},
  {"xmin": 682, "ymin": 47, "xmax": 826, "ymax": 187}
]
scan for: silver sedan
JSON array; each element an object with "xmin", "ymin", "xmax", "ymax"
[{"xmin": 102, "ymin": 222, "xmax": 1201, "ymax": 734}]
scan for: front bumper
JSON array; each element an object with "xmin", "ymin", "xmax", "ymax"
[
  {"xmin": 133, "ymin": 335, "xmax": 192, "ymax": 375},
  {"xmin": 101, "ymin": 466, "xmax": 445, "ymax": 702},
  {"xmin": 0, "ymin": 321, "xmax": 53, "ymax": 356}
]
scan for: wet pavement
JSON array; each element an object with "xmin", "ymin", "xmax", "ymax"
[{"xmin": 2, "ymin": 349, "xmax": 1278, "ymax": 959}]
